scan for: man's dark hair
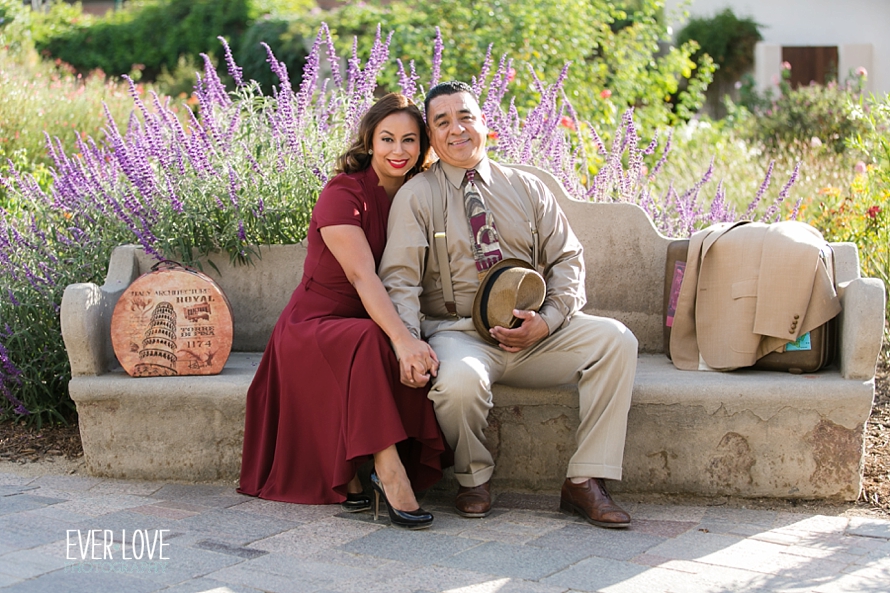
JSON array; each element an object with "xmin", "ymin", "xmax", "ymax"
[{"xmin": 424, "ymin": 81, "xmax": 476, "ymax": 121}]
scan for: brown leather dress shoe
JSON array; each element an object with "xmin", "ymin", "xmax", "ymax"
[
  {"xmin": 454, "ymin": 482, "xmax": 491, "ymax": 517},
  {"xmin": 560, "ymin": 478, "xmax": 630, "ymax": 528}
]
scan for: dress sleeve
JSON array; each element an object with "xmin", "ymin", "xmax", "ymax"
[{"xmin": 313, "ymin": 174, "xmax": 364, "ymax": 229}]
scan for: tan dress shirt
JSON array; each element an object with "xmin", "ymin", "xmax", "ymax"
[{"xmin": 379, "ymin": 158, "xmax": 585, "ymax": 339}]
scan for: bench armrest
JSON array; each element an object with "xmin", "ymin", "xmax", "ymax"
[
  {"xmin": 61, "ymin": 246, "xmax": 144, "ymax": 376},
  {"xmin": 837, "ymin": 276, "xmax": 886, "ymax": 380}
]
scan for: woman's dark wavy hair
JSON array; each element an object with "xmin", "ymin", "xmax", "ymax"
[{"xmin": 334, "ymin": 93, "xmax": 431, "ymax": 178}]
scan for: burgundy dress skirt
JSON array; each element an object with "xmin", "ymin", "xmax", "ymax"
[{"xmin": 238, "ymin": 167, "xmax": 449, "ymax": 504}]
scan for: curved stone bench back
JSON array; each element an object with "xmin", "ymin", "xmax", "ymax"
[{"xmin": 122, "ymin": 164, "xmax": 869, "ymax": 356}]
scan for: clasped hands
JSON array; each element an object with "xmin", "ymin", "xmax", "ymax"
[
  {"xmin": 395, "ymin": 309, "xmax": 550, "ymax": 388},
  {"xmin": 394, "ymin": 335, "xmax": 439, "ymax": 388}
]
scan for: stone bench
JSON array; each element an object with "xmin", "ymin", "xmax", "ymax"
[{"xmin": 60, "ymin": 165, "xmax": 887, "ymax": 500}]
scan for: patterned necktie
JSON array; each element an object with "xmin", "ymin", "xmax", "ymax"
[{"xmin": 463, "ymin": 169, "xmax": 503, "ymax": 278}]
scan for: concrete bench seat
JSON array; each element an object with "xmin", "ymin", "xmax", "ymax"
[{"xmin": 61, "ymin": 166, "xmax": 887, "ymax": 500}]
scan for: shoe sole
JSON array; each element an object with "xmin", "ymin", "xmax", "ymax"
[
  {"xmin": 560, "ymin": 499, "xmax": 630, "ymax": 529},
  {"xmin": 454, "ymin": 507, "xmax": 491, "ymax": 518},
  {"xmin": 340, "ymin": 504, "xmax": 372, "ymax": 513},
  {"xmin": 391, "ymin": 520, "xmax": 434, "ymax": 530}
]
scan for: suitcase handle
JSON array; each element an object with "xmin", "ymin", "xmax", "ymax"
[{"xmin": 150, "ymin": 259, "xmax": 198, "ymax": 274}]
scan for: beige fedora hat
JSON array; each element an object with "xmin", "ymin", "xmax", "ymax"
[{"xmin": 472, "ymin": 258, "xmax": 546, "ymax": 345}]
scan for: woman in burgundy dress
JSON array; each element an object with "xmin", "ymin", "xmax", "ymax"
[{"xmin": 239, "ymin": 94, "xmax": 447, "ymax": 529}]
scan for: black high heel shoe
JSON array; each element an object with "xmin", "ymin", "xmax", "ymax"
[
  {"xmin": 340, "ymin": 492, "xmax": 371, "ymax": 513},
  {"xmin": 369, "ymin": 471, "xmax": 433, "ymax": 530}
]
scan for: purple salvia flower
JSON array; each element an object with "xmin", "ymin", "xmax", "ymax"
[
  {"xmin": 397, "ymin": 59, "xmax": 419, "ymax": 99},
  {"xmin": 790, "ymin": 197, "xmax": 803, "ymax": 221},
  {"xmin": 200, "ymin": 53, "xmax": 231, "ymax": 108},
  {"xmin": 184, "ymin": 108, "xmax": 216, "ymax": 175},
  {"xmin": 238, "ymin": 220, "xmax": 247, "ymax": 242},
  {"xmin": 430, "ymin": 27, "xmax": 443, "ymax": 87},
  {"xmin": 320, "ymin": 22, "xmax": 342, "ymax": 89},
  {"xmin": 165, "ymin": 178, "xmax": 184, "ymax": 213},
  {"xmin": 312, "ymin": 166, "xmax": 328, "ymax": 186},
  {"xmin": 762, "ymin": 162, "xmax": 801, "ymax": 223},
  {"xmin": 240, "ymin": 142, "xmax": 266, "ymax": 179},
  {"xmin": 642, "ymin": 131, "xmax": 659, "ymax": 156},
  {"xmin": 777, "ymin": 162, "xmax": 801, "ymax": 201},
  {"xmin": 262, "ymin": 42, "xmax": 292, "ymax": 89},
  {"xmin": 679, "ymin": 157, "xmax": 714, "ymax": 205},
  {"xmin": 260, "ymin": 44, "xmax": 297, "ymax": 148},
  {"xmin": 218, "ymin": 36, "xmax": 244, "ymax": 87},
  {"xmin": 650, "ymin": 129, "xmax": 672, "ymax": 179},
  {"xmin": 408, "ymin": 60, "xmax": 419, "ymax": 100},
  {"xmin": 708, "ymin": 180, "xmax": 727, "ymax": 222},
  {"xmin": 473, "ymin": 44, "xmax": 494, "ymax": 98},
  {"xmin": 482, "ymin": 55, "xmax": 510, "ymax": 123},
  {"xmin": 226, "ymin": 111, "xmax": 241, "ymax": 145},
  {"xmin": 228, "ymin": 167, "xmax": 240, "ymax": 210},
  {"xmin": 194, "ymin": 74, "xmax": 227, "ymax": 151},
  {"xmin": 123, "ymin": 77, "xmax": 169, "ymax": 170},
  {"xmin": 295, "ymin": 29, "xmax": 323, "ymax": 128},
  {"xmin": 619, "ymin": 108, "xmax": 634, "ymax": 155},
  {"xmin": 587, "ymin": 124, "xmax": 607, "ymax": 156},
  {"xmin": 346, "ymin": 37, "xmax": 360, "ymax": 98},
  {"xmin": 526, "ymin": 62, "xmax": 547, "ymax": 98},
  {"xmin": 744, "ymin": 161, "xmax": 774, "ymax": 220}
]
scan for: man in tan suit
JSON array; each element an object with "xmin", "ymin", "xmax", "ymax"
[
  {"xmin": 671, "ymin": 221, "xmax": 841, "ymax": 371},
  {"xmin": 379, "ymin": 81, "xmax": 638, "ymax": 528}
]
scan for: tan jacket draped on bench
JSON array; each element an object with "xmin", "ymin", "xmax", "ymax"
[{"xmin": 670, "ymin": 221, "xmax": 842, "ymax": 371}]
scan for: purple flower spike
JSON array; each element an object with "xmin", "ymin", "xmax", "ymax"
[
  {"xmin": 218, "ymin": 36, "xmax": 244, "ymax": 87},
  {"xmin": 430, "ymin": 27, "xmax": 443, "ymax": 87},
  {"xmin": 319, "ymin": 23, "xmax": 342, "ymax": 89},
  {"xmin": 744, "ymin": 161, "xmax": 774, "ymax": 220}
]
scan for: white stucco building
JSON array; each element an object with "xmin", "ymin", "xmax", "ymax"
[{"xmin": 664, "ymin": 0, "xmax": 888, "ymax": 95}]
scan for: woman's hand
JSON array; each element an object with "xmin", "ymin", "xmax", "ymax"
[{"xmin": 392, "ymin": 335, "xmax": 439, "ymax": 388}]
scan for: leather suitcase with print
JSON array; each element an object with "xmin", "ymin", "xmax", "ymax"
[
  {"xmin": 111, "ymin": 260, "xmax": 234, "ymax": 377},
  {"xmin": 663, "ymin": 238, "xmax": 836, "ymax": 374}
]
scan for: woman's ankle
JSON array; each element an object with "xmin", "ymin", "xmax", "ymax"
[{"xmin": 346, "ymin": 473, "xmax": 363, "ymax": 494}]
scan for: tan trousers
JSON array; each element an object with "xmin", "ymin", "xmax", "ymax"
[{"xmin": 427, "ymin": 312, "xmax": 638, "ymax": 488}]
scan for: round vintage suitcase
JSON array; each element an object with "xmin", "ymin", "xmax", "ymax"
[{"xmin": 111, "ymin": 261, "xmax": 234, "ymax": 377}]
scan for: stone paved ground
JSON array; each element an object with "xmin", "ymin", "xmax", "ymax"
[{"xmin": 1, "ymin": 470, "xmax": 888, "ymax": 593}]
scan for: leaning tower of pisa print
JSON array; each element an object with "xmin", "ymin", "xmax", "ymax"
[{"xmin": 133, "ymin": 301, "xmax": 179, "ymax": 376}]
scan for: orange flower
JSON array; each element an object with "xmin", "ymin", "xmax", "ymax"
[
  {"xmin": 559, "ymin": 115, "xmax": 576, "ymax": 131},
  {"xmin": 600, "ymin": 89, "xmax": 612, "ymax": 99}
]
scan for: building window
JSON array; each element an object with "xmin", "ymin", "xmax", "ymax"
[{"xmin": 781, "ymin": 46, "xmax": 839, "ymax": 88}]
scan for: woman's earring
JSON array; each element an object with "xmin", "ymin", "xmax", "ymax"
[{"xmin": 368, "ymin": 149, "xmax": 374, "ymax": 155}]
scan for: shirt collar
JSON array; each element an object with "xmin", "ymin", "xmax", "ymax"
[{"xmin": 440, "ymin": 156, "xmax": 492, "ymax": 189}]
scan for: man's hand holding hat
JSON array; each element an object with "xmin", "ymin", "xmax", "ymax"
[
  {"xmin": 472, "ymin": 258, "xmax": 548, "ymax": 352},
  {"xmin": 490, "ymin": 309, "xmax": 550, "ymax": 352}
]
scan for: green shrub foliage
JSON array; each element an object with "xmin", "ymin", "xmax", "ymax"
[
  {"xmin": 37, "ymin": 0, "xmax": 251, "ymax": 79},
  {"xmin": 730, "ymin": 66, "xmax": 869, "ymax": 154},
  {"xmin": 676, "ymin": 8, "xmax": 761, "ymax": 86}
]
